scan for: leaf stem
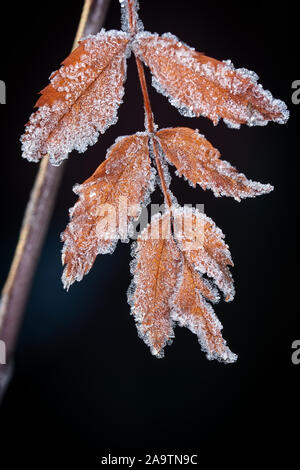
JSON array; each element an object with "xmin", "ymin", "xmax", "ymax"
[
  {"xmin": 0, "ymin": 0, "xmax": 111, "ymax": 402},
  {"xmin": 127, "ymin": 0, "xmax": 137, "ymax": 35},
  {"xmin": 127, "ymin": 0, "xmax": 172, "ymax": 209},
  {"xmin": 135, "ymin": 57, "xmax": 172, "ymax": 209}
]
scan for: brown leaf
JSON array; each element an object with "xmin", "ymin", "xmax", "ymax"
[
  {"xmin": 61, "ymin": 133, "xmax": 154, "ymax": 289},
  {"xmin": 173, "ymin": 207, "xmax": 234, "ymax": 301},
  {"xmin": 156, "ymin": 127, "xmax": 273, "ymax": 201},
  {"xmin": 21, "ymin": 31, "xmax": 130, "ymax": 165},
  {"xmin": 128, "ymin": 213, "xmax": 182, "ymax": 357},
  {"xmin": 133, "ymin": 32, "xmax": 289, "ymax": 127},
  {"xmin": 171, "ymin": 260, "xmax": 237, "ymax": 363},
  {"xmin": 128, "ymin": 208, "xmax": 235, "ymax": 360}
]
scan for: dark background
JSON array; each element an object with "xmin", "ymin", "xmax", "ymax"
[{"xmin": 0, "ymin": 0, "xmax": 298, "ymax": 464}]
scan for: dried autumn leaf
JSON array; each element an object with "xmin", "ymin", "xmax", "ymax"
[
  {"xmin": 173, "ymin": 207, "xmax": 234, "ymax": 302},
  {"xmin": 62, "ymin": 133, "xmax": 155, "ymax": 289},
  {"xmin": 133, "ymin": 32, "xmax": 289, "ymax": 128},
  {"xmin": 17, "ymin": 0, "xmax": 289, "ymax": 364},
  {"xmin": 157, "ymin": 127, "xmax": 273, "ymax": 201},
  {"xmin": 21, "ymin": 30, "xmax": 130, "ymax": 165},
  {"xmin": 128, "ymin": 213, "xmax": 182, "ymax": 357},
  {"xmin": 171, "ymin": 260, "xmax": 237, "ymax": 363},
  {"xmin": 129, "ymin": 208, "xmax": 235, "ymax": 361}
]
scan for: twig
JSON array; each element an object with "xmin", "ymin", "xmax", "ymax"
[
  {"xmin": 0, "ymin": 0, "xmax": 111, "ymax": 402},
  {"xmin": 135, "ymin": 56, "xmax": 172, "ymax": 208},
  {"xmin": 127, "ymin": 1, "xmax": 172, "ymax": 209}
]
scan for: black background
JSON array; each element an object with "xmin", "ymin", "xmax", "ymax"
[{"xmin": 0, "ymin": 0, "xmax": 298, "ymax": 464}]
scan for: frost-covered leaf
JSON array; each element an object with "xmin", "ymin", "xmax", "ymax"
[
  {"xmin": 128, "ymin": 212, "xmax": 182, "ymax": 357},
  {"xmin": 128, "ymin": 208, "xmax": 235, "ymax": 361},
  {"xmin": 173, "ymin": 207, "xmax": 234, "ymax": 301},
  {"xmin": 157, "ymin": 127, "xmax": 273, "ymax": 201},
  {"xmin": 62, "ymin": 133, "xmax": 154, "ymax": 289},
  {"xmin": 133, "ymin": 32, "xmax": 289, "ymax": 128},
  {"xmin": 21, "ymin": 30, "xmax": 130, "ymax": 166},
  {"xmin": 171, "ymin": 260, "xmax": 237, "ymax": 363}
]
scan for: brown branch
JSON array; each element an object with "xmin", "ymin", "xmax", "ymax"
[
  {"xmin": 127, "ymin": 0, "xmax": 137, "ymax": 35},
  {"xmin": 134, "ymin": 55, "xmax": 172, "ymax": 208},
  {"xmin": 0, "ymin": 0, "xmax": 111, "ymax": 402},
  {"xmin": 130, "ymin": 5, "xmax": 172, "ymax": 209},
  {"xmin": 134, "ymin": 55, "xmax": 154, "ymax": 133}
]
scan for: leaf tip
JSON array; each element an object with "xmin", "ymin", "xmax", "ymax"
[{"xmin": 215, "ymin": 348, "xmax": 238, "ymax": 364}]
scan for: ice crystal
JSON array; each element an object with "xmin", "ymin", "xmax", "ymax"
[
  {"xmin": 21, "ymin": 0, "xmax": 289, "ymax": 361},
  {"xmin": 21, "ymin": 31, "xmax": 130, "ymax": 165},
  {"xmin": 171, "ymin": 261, "xmax": 237, "ymax": 363},
  {"xmin": 129, "ymin": 209, "xmax": 236, "ymax": 361},
  {"xmin": 128, "ymin": 213, "xmax": 182, "ymax": 357},
  {"xmin": 157, "ymin": 127, "xmax": 273, "ymax": 201},
  {"xmin": 62, "ymin": 132, "xmax": 154, "ymax": 289},
  {"xmin": 133, "ymin": 32, "xmax": 289, "ymax": 127}
]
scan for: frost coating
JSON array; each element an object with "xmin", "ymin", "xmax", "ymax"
[
  {"xmin": 149, "ymin": 136, "xmax": 176, "ymax": 204},
  {"xmin": 21, "ymin": 24, "xmax": 289, "ymax": 166},
  {"xmin": 133, "ymin": 32, "xmax": 289, "ymax": 128},
  {"xmin": 120, "ymin": 0, "xmax": 143, "ymax": 34},
  {"xmin": 128, "ymin": 209, "xmax": 236, "ymax": 361},
  {"xmin": 20, "ymin": 0, "xmax": 287, "ymax": 363},
  {"xmin": 157, "ymin": 127, "xmax": 274, "ymax": 201},
  {"xmin": 173, "ymin": 206, "xmax": 235, "ymax": 302},
  {"xmin": 171, "ymin": 304, "xmax": 237, "ymax": 363},
  {"xmin": 21, "ymin": 30, "xmax": 131, "ymax": 165},
  {"xmin": 128, "ymin": 212, "xmax": 181, "ymax": 357},
  {"xmin": 171, "ymin": 207, "xmax": 237, "ymax": 363},
  {"xmin": 170, "ymin": 260, "xmax": 236, "ymax": 363},
  {"xmin": 61, "ymin": 132, "xmax": 154, "ymax": 290}
]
